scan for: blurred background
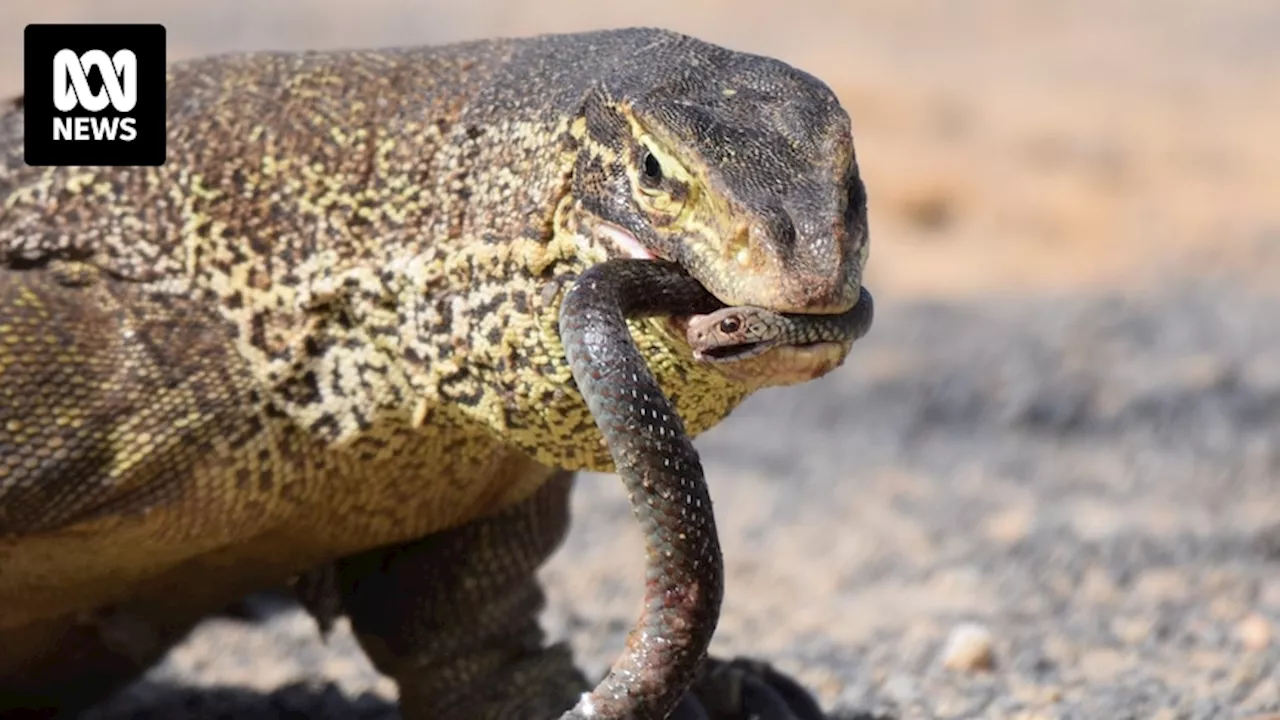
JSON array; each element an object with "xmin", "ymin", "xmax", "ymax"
[{"xmin": 3, "ymin": 2, "xmax": 1278, "ymax": 718}]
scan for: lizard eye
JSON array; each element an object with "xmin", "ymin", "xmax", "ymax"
[
  {"xmin": 640, "ymin": 150, "xmax": 664, "ymax": 187},
  {"xmin": 718, "ymin": 316, "xmax": 741, "ymax": 334},
  {"xmin": 631, "ymin": 136, "xmax": 689, "ymax": 222}
]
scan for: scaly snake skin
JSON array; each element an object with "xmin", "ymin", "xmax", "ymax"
[
  {"xmin": 686, "ymin": 290, "xmax": 875, "ymax": 363},
  {"xmin": 557, "ymin": 258, "xmax": 873, "ymax": 719}
]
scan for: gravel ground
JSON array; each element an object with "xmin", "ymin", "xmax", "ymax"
[{"xmin": 80, "ymin": 271, "xmax": 1280, "ymax": 720}]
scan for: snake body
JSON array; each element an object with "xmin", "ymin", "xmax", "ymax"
[{"xmin": 556, "ymin": 258, "xmax": 873, "ymax": 718}]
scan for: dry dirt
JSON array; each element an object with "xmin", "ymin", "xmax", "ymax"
[{"xmin": 2, "ymin": 1, "xmax": 1278, "ymax": 718}]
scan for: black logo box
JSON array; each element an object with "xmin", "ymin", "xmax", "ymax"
[{"xmin": 23, "ymin": 23, "xmax": 166, "ymax": 167}]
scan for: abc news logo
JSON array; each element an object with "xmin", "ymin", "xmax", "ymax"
[
  {"xmin": 53, "ymin": 49, "xmax": 140, "ymax": 142},
  {"xmin": 24, "ymin": 24, "xmax": 166, "ymax": 167}
]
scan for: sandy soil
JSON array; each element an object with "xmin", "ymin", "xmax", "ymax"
[{"xmin": 2, "ymin": 1, "xmax": 1278, "ymax": 718}]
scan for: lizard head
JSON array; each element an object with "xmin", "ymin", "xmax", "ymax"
[{"xmin": 567, "ymin": 30, "xmax": 869, "ymax": 385}]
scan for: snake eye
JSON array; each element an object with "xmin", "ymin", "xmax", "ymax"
[{"xmin": 718, "ymin": 316, "xmax": 741, "ymax": 334}]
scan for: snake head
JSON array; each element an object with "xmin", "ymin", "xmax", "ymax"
[{"xmin": 685, "ymin": 307, "xmax": 778, "ymax": 363}]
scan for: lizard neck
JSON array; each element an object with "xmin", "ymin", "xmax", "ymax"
[{"xmin": 391, "ymin": 193, "xmax": 755, "ymax": 472}]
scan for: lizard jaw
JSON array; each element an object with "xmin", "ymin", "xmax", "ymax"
[
  {"xmin": 665, "ymin": 314, "xmax": 851, "ymax": 388},
  {"xmin": 709, "ymin": 339, "xmax": 852, "ymax": 387},
  {"xmin": 594, "ymin": 222, "xmax": 857, "ymax": 389}
]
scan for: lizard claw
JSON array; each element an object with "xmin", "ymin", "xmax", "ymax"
[{"xmin": 672, "ymin": 656, "xmax": 829, "ymax": 720}]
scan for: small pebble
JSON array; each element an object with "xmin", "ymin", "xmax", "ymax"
[
  {"xmin": 883, "ymin": 672, "xmax": 920, "ymax": 703},
  {"xmin": 941, "ymin": 622, "xmax": 997, "ymax": 672},
  {"xmin": 1237, "ymin": 612, "xmax": 1273, "ymax": 650}
]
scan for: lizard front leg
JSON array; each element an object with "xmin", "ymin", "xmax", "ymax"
[
  {"xmin": 318, "ymin": 469, "xmax": 827, "ymax": 720},
  {"xmin": 328, "ymin": 470, "xmax": 588, "ymax": 719}
]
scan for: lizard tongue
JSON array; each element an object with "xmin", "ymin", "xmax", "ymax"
[{"xmin": 596, "ymin": 222, "xmax": 657, "ymax": 260}]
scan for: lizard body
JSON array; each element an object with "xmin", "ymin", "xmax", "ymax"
[{"xmin": 0, "ymin": 27, "xmax": 869, "ymax": 719}]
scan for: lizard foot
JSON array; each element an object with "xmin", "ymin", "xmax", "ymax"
[{"xmin": 671, "ymin": 656, "xmax": 828, "ymax": 720}]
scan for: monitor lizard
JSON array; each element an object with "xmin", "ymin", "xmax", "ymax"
[{"xmin": 0, "ymin": 26, "xmax": 872, "ymax": 719}]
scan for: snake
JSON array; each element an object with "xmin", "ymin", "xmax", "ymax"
[
  {"xmin": 686, "ymin": 290, "xmax": 876, "ymax": 363},
  {"xmin": 556, "ymin": 257, "xmax": 874, "ymax": 718}
]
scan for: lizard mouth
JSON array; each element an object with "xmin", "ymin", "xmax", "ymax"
[
  {"xmin": 596, "ymin": 222, "xmax": 866, "ymax": 387},
  {"xmin": 665, "ymin": 312, "xmax": 853, "ymax": 385},
  {"xmin": 596, "ymin": 222, "xmax": 660, "ymax": 261}
]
